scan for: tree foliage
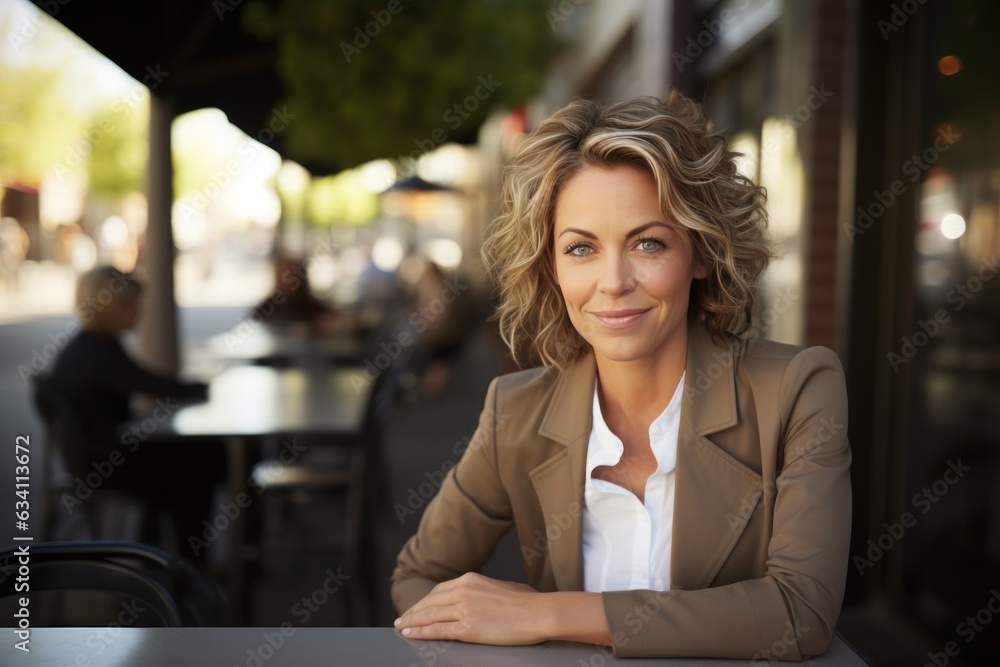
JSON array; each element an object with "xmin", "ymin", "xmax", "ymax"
[
  {"xmin": 85, "ymin": 102, "xmax": 148, "ymax": 198},
  {"xmin": 0, "ymin": 52, "xmax": 79, "ymax": 185},
  {"xmin": 243, "ymin": 0, "xmax": 558, "ymax": 169}
]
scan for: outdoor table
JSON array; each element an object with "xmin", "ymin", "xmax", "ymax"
[
  {"xmin": 0, "ymin": 627, "xmax": 869, "ymax": 666},
  {"xmin": 206, "ymin": 324, "xmax": 367, "ymax": 365},
  {"xmin": 123, "ymin": 364, "xmax": 375, "ymax": 620}
]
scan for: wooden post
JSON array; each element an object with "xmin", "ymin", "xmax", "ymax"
[{"xmin": 137, "ymin": 92, "xmax": 179, "ymax": 375}]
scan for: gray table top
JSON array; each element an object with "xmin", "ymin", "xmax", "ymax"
[
  {"xmin": 148, "ymin": 364, "xmax": 373, "ymax": 439},
  {"xmin": 207, "ymin": 326, "xmax": 366, "ymax": 362},
  {"xmin": 3, "ymin": 627, "xmax": 868, "ymax": 666}
]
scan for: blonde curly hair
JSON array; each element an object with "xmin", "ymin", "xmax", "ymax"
[{"xmin": 482, "ymin": 90, "xmax": 775, "ymax": 372}]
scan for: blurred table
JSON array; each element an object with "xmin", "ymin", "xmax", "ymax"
[
  {"xmin": 0, "ymin": 628, "xmax": 868, "ymax": 666},
  {"xmin": 206, "ymin": 324, "xmax": 367, "ymax": 365},
  {"xmin": 126, "ymin": 365, "xmax": 375, "ymax": 620},
  {"xmin": 162, "ymin": 365, "xmax": 371, "ymax": 438}
]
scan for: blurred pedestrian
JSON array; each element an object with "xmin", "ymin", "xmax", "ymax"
[
  {"xmin": 409, "ymin": 260, "xmax": 476, "ymax": 396},
  {"xmin": 251, "ymin": 255, "xmax": 354, "ymax": 336}
]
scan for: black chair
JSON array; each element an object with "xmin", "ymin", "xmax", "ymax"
[
  {"xmin": 0, "ymin": 542, "xmax": 230, "ymax": 627},
  {"xmin": 30, "ymin": 375, "xmax": 159, "ymax": 543},
  {"xmin": 247, "ymin": 315, "xmax": 413, "ymax": 624}
]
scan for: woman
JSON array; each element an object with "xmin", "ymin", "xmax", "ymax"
[{"xmin": 391, "ymin": 91, "xmax": 851, "ymax": 660}]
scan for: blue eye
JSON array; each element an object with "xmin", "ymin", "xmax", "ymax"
[
  {"xmin": 565, "ymin": 243, "xmax": 592, "ymax": 257},
  {"xmin": 636, "ymin": 237, "xmax": 666, "ymax": 252}
]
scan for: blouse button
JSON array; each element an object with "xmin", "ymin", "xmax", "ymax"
[{"xmin": 651, "ymin": 424, "xmax": 661, "ymax": 435}]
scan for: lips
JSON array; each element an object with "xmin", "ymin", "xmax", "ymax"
[{"xmin": 589, "ymin": 308, "xmax": 652, "ymax": 329}]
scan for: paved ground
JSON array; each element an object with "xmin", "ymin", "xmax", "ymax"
[{"xmin": 0, "ymin": 306, "xmax": 525, "ymax": 627}]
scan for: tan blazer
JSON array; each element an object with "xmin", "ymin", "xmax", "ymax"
[{"xmin": 391, "ymin": 315, "xmax": 852, "ymax": 660}]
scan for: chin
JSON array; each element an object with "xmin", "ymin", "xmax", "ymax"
[{"xmin": 590, "ymin": 341, "xmax": 655, "ymax": 363}]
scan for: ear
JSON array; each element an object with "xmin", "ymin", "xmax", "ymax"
[{"xmin": 693, "ymin": 258, "xmax": 711, "ymax": 280}]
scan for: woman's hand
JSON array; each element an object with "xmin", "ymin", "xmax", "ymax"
[{"xmin": 394, "ymin": 572, "xmax": 547, "ymax": 645}]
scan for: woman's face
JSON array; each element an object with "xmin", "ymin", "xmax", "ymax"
[{"xmin": 552, "ymin": 164, "xmax": 707, "ymax": 365}]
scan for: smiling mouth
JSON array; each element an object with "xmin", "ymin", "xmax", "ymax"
[{"xmin": 589, "ymin": 308, "xmax": 652, "ymax": 329}]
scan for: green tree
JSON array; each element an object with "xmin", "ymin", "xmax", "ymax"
[
  {"xmin": 0, "ymin": 61, "xmax": 79, "ymax": 186},
  {"xmin": 243, "ymin": 0, "xmax": 558, "ymax": 168},
  {"xmin": 85, "ymin": 102, "xmax": 148, "ymax": 198}
]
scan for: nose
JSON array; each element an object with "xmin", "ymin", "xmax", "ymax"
[{"xmin": 597, "ymin": 253, "xmax": 636, "ymax": 296}]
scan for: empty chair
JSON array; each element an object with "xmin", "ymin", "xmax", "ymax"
[
  {"xmin": 0, "ymin": 541, "xmax": 230, "ymax": 627},
  {"xmin": 247, "ymin": 315, "xmax": 414, "ymax": 624}
]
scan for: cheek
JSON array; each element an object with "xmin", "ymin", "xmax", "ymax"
[
  {"xmin": 639, "ymin": 261, "xmax": 693, "ymax": 297},
  {"xmin": 553, "ymin": 267, "xmax": 589, "ymax": 311}
]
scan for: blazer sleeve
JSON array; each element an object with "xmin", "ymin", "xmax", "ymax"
[
  {"xmin": 601, "ymin": 346, "xmax": 852, "ymax": 660},
  {"xmin": 391, "ymin": 376, "xmax": 515, "ymax": 614}
]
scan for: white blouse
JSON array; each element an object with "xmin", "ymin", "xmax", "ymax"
[{"xmin": 582, "ymin": 371, "xmax": 685, "ymax": 593}]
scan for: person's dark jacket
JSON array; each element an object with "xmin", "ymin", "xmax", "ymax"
[{"xmin": 48, "ymin": 330, "xmax": 206, "ymax": 458}]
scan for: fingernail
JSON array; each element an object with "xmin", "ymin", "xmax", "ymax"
[
  {"xmin": 402, "ymin": 628, "xmax": 411, "ymax": 636},
  {"xmin": 393, "ymin": 617, "xmax": 401, "ymax": 627}
]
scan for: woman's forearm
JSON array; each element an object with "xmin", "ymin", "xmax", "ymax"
[{"xmin": 537, "ymin": 591, "xmax": 613, "ymax": 646}]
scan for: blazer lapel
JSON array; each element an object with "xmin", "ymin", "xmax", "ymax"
[
  {"xmin": 526, "ymin": 317, "xmax": 763, "ymax": 594},
  {"xmin": 529, "ymin": 351, "xmax": 595, "ymax": 592},
  {"xmin": 671, "ymin": 318, "xmax": 763, "ymax": 591}
]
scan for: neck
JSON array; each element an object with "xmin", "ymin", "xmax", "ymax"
[
  {"xmin": 594, "ymin": 326, "xmax": 688, "ymax": 434},
  {"xmin": 82, "ymin": 323, "xmax": 119, "ymax": 339}
]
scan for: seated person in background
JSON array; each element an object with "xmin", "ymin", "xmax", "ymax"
[
  {"xmin": 410, "ymin": 260, "xmax": 478, "ymax": 397},
  {"xmin": 48, "ymin": 265, "xmax": 224, "ymax": 565},
  {"xmin": 250, "ymin": 255, "xmax": 353, "ymax": 336}
]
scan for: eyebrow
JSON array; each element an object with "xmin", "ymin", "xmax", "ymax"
[{"xmin": 557, "ymin": 221, "xmax": 673, "ymax": 240}]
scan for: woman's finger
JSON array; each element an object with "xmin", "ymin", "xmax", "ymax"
[
  {"xmin": 399, "ymin": 620, "xmax": 467, "ymax": 641},
  {"xmin": 400, "ymin": 582, "xmax": 466, "ymax": 618},
  {"xmin": 397, "ymin": 601, "xmax": 462, "ymax": 630}
]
